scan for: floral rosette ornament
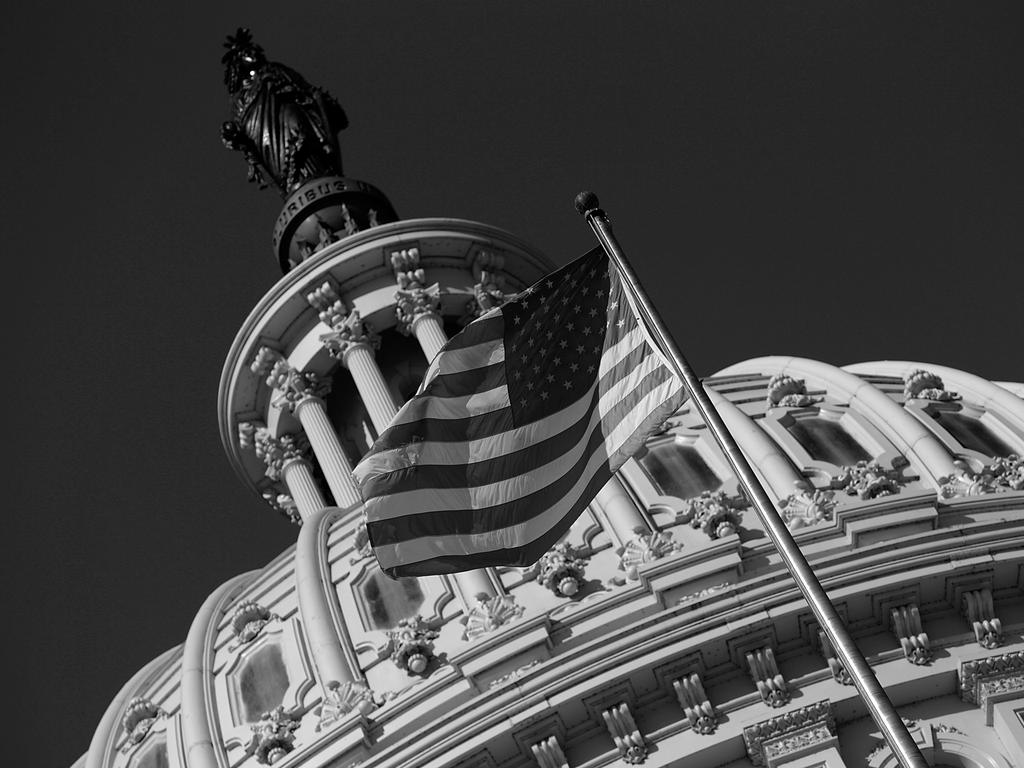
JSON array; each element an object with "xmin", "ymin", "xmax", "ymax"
[
  {"xmin": 386, "ymin": 615, "xmax": 439, "ymax": 675},
  {"xmin": 231, "ymin": 600, "xmax": 276, "ymax": 644},
  {"xmin": 119, "ymin": 697, "xmax": 164, "ymax": 752},
  {"xmin": 528, "ymin": 541, "xmax": 589, "ymax": 597},
  {"xmin": 678, "ymin": 490, "xmax": 746, "ymax": 539}
]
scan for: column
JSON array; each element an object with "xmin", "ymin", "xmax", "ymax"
[
  {"xmin": 319, "ymin": 311, "xmax": 399, "ymax": 435},
  {"xmin": 595, "ymin": 475, "xmax": 651, "ymax": 547},
  {"xmin": 254, "ymin": 348, "xmax": 362, "ymax": 508},
  {"xmin": 391, "ymin": 246, "xmax": 447, "ymax": 361},
  {"xmin": 239, "ymin": 422, "xmax": 327, "ymax": 520}
]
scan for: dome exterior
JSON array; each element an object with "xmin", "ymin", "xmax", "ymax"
[{"xmin": 75, "ymin": 211, "xmax": 1024, "ymax": 768}]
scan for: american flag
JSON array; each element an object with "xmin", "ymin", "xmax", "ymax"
[{"xmin": 354, "ymin": 247, "xmax": 684, "ymax": 577}]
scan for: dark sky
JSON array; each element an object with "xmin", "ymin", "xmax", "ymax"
[{"xmin": 7, "ymin": 2, "xmax": 1023, "ymax": 765}]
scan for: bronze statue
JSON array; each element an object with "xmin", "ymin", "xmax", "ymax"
[{"xmin": 221, "ymin": 28, "xmax": 348, "ymax": 195}]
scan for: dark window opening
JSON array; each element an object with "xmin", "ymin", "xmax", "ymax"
[
  {"xmin": 638, "ymin": 442, "xmax": 721, "ymax": 499},
  {"xmin": 931, "ymin": 410, "xmax": 1015, "ymax": 458},
  {"xmin": 238, "ymin": 644, "xmax": 290, "ymax": 722},
  {"xmin": 361, "ymin": 568, "xmax": 425, "ymax": 630},
  {"xmin": 787, "ymin": 417, "xmax": 872, "ymax": 466}
]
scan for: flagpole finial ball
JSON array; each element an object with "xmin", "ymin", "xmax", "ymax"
[{"xmin": 574, "ymin": 191, "xmax": 600, "ymax": 216}]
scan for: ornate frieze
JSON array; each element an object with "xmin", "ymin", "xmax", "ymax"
[
  {"xmin": 830, "ymin": 460, "xmax": 907, "ymax": 500},
  {"xmin": 678, "ymin": 490, "xmax": 746, "ymax": 539},
  {"xmin": 386, "ymin": 615, "xmax": 439, "ymax": 676},
  {"xmin": 940, "ymin": 455, "xmax": 1024, "ymax": 498},
  {"xmin": 962, "ymin": 588, "xmax": 1002, "ymax": 649},
  {"xmin": 959, "ymin": 651, "xmax": 1024, "ymax": 705},
  {"xmin": 602, "ymin": 703, "xmax": 647, "ymax": 764},
  {"xmin": 673, "ymin": 673, "xmax": 717, "ymax": 734},
  {"xmin": 245, "ymin": 706, "xmax": 301, "ymax": 765},
  {"xmin": 817, "ymin": 630, "xmax": 852, "ymax": 686},
  {"xmin": 391, "ymin": 247, "xmax": 442, "ymax": 334},
  {"xmin": 239, "ymin": 422, "xmax": 313, "ymax": 481},
  {"xmin": 742, "ymin": 700, "xmax": 835, "ymax": 767},
  {"xmin": 746, "ymin": 647, "xmax": 790, "ymax": 708},
  {"xmin": 766, "ymin": 374, "xmax": 819, "ymax": 408},
  {"xmin": 525, "ymin": 542, "xmax": 589, "ymax": 597},
  {"xmin": 315, "ymin": 680, "xmax": 377, "ymax": 732},
  {"xmin": 617, "ymin": 527, "xmax": 682, "ymax": 580},
  {"xmin": 319, "ymin": 309, "xmax": 382, "ymax": 362},
  {"xmin": 778, "ymin": 486, "xmax": 837, "ymax": 529},
  {"xmin": 891, "ymin": 603, "xmax": 931, "ymax": 665},
  {"xmin": 489, "ymin": 660, "xmax": 541, "ymax": 690},
  {"xmin": 230, "ymin": 600, "xmax": 278, "ymax": 645},
  {"xmin": 463, "ymin": 593, "xmax": 525, "ymax": 641},
  {"xmin": 530, "ymin": 735, "xmax": 568, "ymax": 768},
  {"xmin": 119, "ymin": 697, "xmax": 165, "ymax": 753},
  {"xmin": 903, "ymin": 369, "xmax": 960, "ymax": 401}
]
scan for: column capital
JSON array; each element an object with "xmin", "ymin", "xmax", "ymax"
[
  {"xmin": 238, "ymin": 421, "xmax": 313, "ymax": 482},
  {"xmin": 391, "ymin": 246, "xmax": 442, "ymax": 334},
  {"xmin": 319, "ymin": 309, "xmax": 381, "ymax": 363},
  {"xmin": 251, "ymin": 346, "xmax": 332, "ymax": 412},
  {"xmin": 468, "ymin": 250, "xmax": 515, "ymax": 319}
]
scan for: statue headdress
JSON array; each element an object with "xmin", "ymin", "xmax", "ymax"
[{"xmin": 222, "ymin": 27, "xmax": 266, "ymax": 92}]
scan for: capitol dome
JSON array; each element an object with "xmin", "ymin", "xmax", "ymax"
[{"xmin": 74, "ymin": 30, "xmax": 1024, "ymax": 768}]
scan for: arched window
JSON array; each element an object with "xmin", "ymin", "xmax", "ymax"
[
  {"xmin": 786, "ymin": 417, "xmax": 872, "ymax": 466},
  {"xmin": 637, "ymin": 442, "xmax": 721, "ymax": 499},
  {"xmin": 360, "ymin": 566, "xmax": 425, "ymax": 630},
  {"xmin": 237, "ymin": 644, "xmax": 290, "ymax": 722},
  {"xmin": 931, "ymin": 410, "xmax": 1015, "ymax": 458}
]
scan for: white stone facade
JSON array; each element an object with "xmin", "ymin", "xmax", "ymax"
[{"xmin": 76, "ymin": 215, "xmax": 1024, "ymax": 768}]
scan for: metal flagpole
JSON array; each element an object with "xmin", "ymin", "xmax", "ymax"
[{"xmin": 575, "ymin": 191, "xmax": 928, "ymax": 768}]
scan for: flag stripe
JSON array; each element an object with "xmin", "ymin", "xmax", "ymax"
[
  {"xmin": 366, "ymin": 367, "xmax": 679, "ymax": 534},
  {"xmin": 358, "ymin": 336, "xmax": 662, "ymax": 498},
  {"xmin": 370, "ymin": 374, "xmax": 682, "ymax": 570}
]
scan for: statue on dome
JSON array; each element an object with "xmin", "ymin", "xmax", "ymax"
[{"xmin": 220, "ymin": 28, "xmax": 348, "ymax": 195}]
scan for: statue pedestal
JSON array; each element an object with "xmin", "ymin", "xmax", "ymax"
[{"xmin": 272, "ymin": 176, "xmax": 398, "ymax": 272}]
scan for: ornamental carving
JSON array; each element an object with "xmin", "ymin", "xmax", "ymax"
[
  {"xmin": 746, "ymin": 647, "xmax": 790, "ymax": 708},
  {"xmin": 245, "ymin": 706, "xmax": 301, "ymax": 765},
  {"xmin": 891, "ymin": 603, "xmax": 931, "ymax": 665},
  {"xmin": 742, "ymin": 700, "xmax": 835, "ymax": 767},
  {"xmin": 830, "ymin": 460, "xmax": 907, "ymax": 500},
  {"xmin": 252, "ymin": 346, "xmax": 331, "ymax": 411},
  {"xmin": 350, "ymin": 513, "xmax": 373, "ymax": 564},
  {"xmin": 306, "ymin": 281, "xmax": 347, "ymax": 328},
  {"xmin": 962, "ymin": 588, "xmax": 1002, "ymax": 649},
  {"xmin": 677, "ymin": 491, "xmax": 746, "ymax": 539},
  {"xmin": 763, "ymin": 724, "xmax": 834, "ymax": 764},
  {"xmin": 959, "ymin": 651, "xmax": 1024, "ymax": 704},
  {"xmin": 386, "ymin": 615, "xmax": 439, "ymax": 676},
  {"xmin": 766, "ymin": 374, "xmax": 819, "ymax": 408},
  {"xmin": 530, "ymin": 736, "xmax": 568, "ymax": 768},
  {"xmin": 903, "ymin": 369, "xmax": 960, "ymax": 401},
  {"xmin": 239, "ymin": 423, "xmax": 313, "ymax": 482},
  {"xmin": 489, "ymin": 660, "xmax": 541, "ymax": 689},
  {"xmin": 940, "ymin": 455, "xmax": 1024, "ymax": 498},
  {"xmin": 602, "ymin": 702, "xmax": 647, "ymax": 764},
  {"xmin": 391, "ymin": 247, "xmax": 442, "ymax": 333},
  {"xmin": 525, "ymin": 541, "xmax": 590, "ymax": 597},
  {"xmin": 617, "ymin": 527, "xmax": 682, "ymax": 580},
  {"xmin": 466, "ymin": 251, "xmax": 514, "ymax": 320},
  {"xmin": 120, "ymin": 697, "xmax": 165, "ymax": 753},
  {"xmin": 673, "ymin": 673, "xmax": 717, "ymax": 734},
  {"xmin": 817, "ymin": 630, "xmax": 852, "ymax": 686},
  {"xmin": 262, "ymin": 490, "xmax": 301, "ymax": 525},
  {"xmin": 320, "ymin": 309, "xmax": 381, "ymax": 362},
  {"xmin": 230, "ymin": 600, "xmax": 278, "ymax": 645},
  {"xmin": 778, "ymin": 486, "xmax": 837, "ymax": 529},
  {"xmin": 315, "ymin": 680, "xmax": 377, "ymax": 732},
  {"xmin": 463, "ymin": 593, "xmax": 525, "ymax": 641}
]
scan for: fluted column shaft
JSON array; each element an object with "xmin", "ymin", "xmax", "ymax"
[
  {"xmin": 343, "ymin": 343, "xmax": 399, "ymax": 434},
  {"xmin": 595, "ymin": 475, "xmax": 651, "ymax": 546},
  {"xmin": 411, "ymin": 312, "xmax": 448, "ymax": 362},
  {"xmin": 293, "ymin": 397, "xmax": 361, "ymax": 508},
  {"xmin": 281, "ymin": 454, "xmax": 328, "ymax": 518}
]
